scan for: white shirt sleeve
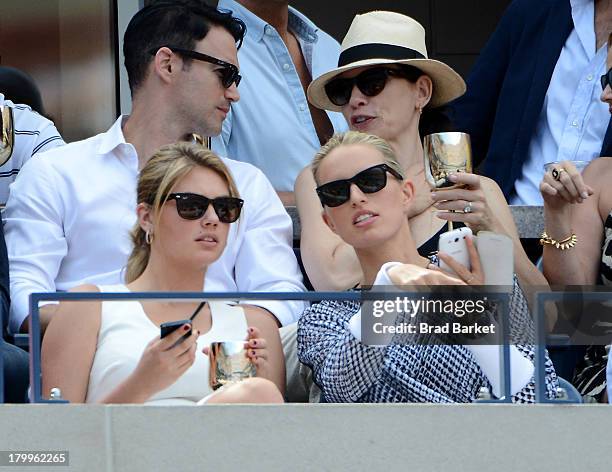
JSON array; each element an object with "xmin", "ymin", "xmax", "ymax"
[
  {"xmin": 233, "ymin": 167, "xmax": 307, "ymax": 326},
  {"xmin": 4, "ymin": 156, "xmax": 67, "ymax": 333},
  {"xmin": 348, "ymin": 262, "xmax": 402, "ymax": 341}
]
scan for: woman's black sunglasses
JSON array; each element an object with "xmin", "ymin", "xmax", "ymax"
[
  {"xmin": 601, "ymin": 67, "xmax": 612, "ymax": 91},
  {"xmin": 166, "ymin": 193, "xmax": 244, "ymax": 223},
  {"xmin": 324, "ymin": 66, "xmax": 420, "ymax": 107},
  {"xmin": 316, "ymin": 164, "xmax": 403, "ymax": 207},
  {"xmin": 150, "ymin": 46, "xmax": 241, "ymax": 88}
]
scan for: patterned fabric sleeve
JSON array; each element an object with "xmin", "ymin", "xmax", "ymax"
[{"xmin": 297, "ymin": 300, "xmax": 387, "ymax": 402}]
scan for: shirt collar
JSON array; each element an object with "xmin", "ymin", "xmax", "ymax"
[
  {"xmin": 570, "ymin": 0, "xmax": 597, "ymax": 56},
  {"xmin": 218, "ymin": 0, "xmax": 318, "ymax": 43},
  {"xmin": 97, "ymin": 115, "xmax": 129, "ymax": 155}
]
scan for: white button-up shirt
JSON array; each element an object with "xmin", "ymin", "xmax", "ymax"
[
  {"xmin": 1, "ymin": 93, "xmax": 64, "ymax": 204},
  {"xmin": 212, "ymin": 0, "xmax": 348, "ymax": 191},
  {"xmin": 511, "ymin": 0, "xmax": 609, "ymax": 205},
  {"xmin": 4, "ymin": 116, "xmax": 306, "ymax": 333}
]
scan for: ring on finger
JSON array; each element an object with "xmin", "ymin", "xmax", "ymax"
[
  {"xmin": 551, "ymin": 168, "xmax": 566, "ymax": 181},
  {"xmin": 463, "ymin": 201, "xmax": 473, "ymax": 214}
]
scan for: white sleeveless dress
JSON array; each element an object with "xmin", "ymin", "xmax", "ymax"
[{"xmin": 85, "ymin": 284, "xmax": 248, "ymax": 405}]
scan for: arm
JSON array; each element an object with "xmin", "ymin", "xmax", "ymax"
[
  {"xmin": 244, "ymin": 307, "xmax": 286, "ymax": 395},
  {"xmin": 294, "ymin": 166, "xmax": 362, "ymax": 290},
  {"xmin": 297, "ymin": 300, "xmax": 385, "ymax": 402},
  {"xmin": 4, "ymin": 156, "xmax": 67, "ymax": 334},
  {"xmin": 28, "ymin": 112, "xmax": 65, "ymax": 156},
  {"xmin": 41, "ymin": 285, "xmax": 101, "ymax": 403},
  {"xmin": 233, "ymin": 166, "xmax": 306, "ymax": 326},
  {"xmin": 541, "ymin": 160, "xmax": 607, "ymax": 285}
]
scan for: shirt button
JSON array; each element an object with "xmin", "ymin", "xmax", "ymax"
[
  {"xmin": 587, "ymin": 74, "xmax": 593, "ymax": 81},
  {"xmin": 572, "ymin": 120, "xmax": 578, "ymax": 127},
  {"xmin": 283, "ymin": 63, "xmax": 291, "ymax": 71},
  {"xmin": 299, "ymin": 104, "xmax": 306, "ymax": 111}
]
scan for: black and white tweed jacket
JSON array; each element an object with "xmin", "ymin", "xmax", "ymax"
[{"xmin": 297, "ymin": 280, "xmax": 558, "ymax": 403}]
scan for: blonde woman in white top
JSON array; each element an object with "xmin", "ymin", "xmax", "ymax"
[{"xmin": 42, "ymin": 142, "xmax": 284, "ymax": 404}]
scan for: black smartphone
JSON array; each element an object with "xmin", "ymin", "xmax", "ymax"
[{"xmin": 160, "ymin": 319, "xmax": 192, "ymax": 346}]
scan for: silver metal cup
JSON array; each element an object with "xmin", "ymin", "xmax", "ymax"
[
  {"xmin": 423, "ymin": 132, "xmax": 473, "ymax": 190},
  {"xmin": 208, "ymin": 341, "xmax": 256, "ymax": 390}
]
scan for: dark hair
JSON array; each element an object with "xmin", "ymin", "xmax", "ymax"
[
  {"xmin": 394, "ymin": 64, "xmax": 456, "ymax": 138},
  {"xmin": 124, "ymin": 0, "xmax": 246, "ymax": 95}
]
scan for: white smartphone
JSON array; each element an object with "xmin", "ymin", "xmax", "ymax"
[
  {"xmin": 474, "ymin": 231, "xmax": 514, "ymax": 285},
  {"xmin": 437, "ymin": 227, "xmax": 473, "ymax": 275}
]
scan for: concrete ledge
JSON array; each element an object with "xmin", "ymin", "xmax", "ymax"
[
  {"xmin": 287, "ymin": 205, "xmax": 544, "ymax": 240},
  {"xmin": 0, "ymin": 404, "xmax": 608, "ymax": 471}
]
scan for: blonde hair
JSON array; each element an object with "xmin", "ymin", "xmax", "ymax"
[
  {"xmin": 125, "ymin": 142, "xmax": 240, "ymax": 283},
  {"xmin": 311, "ymin": 131, "xmax": 405, "ymax": 185}
]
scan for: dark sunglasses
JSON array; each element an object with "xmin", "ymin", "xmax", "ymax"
[
  {"xmin": 316, "ymin": 164, "xmax": 403, "ymax": 207},
  {"xmin": 324, "ymin": 67, "xmax": 417, "ymax": 107},
  {"xmin": 151, "ymin": 46, "xmax": 241, "ymax": 88},
  {"xmin": 601, "ymin": 67, "xmax": 612, "ymax": 91},
  {"xmin": 166, "ymin": 193, "xmax": 244, "ymax": 223}
]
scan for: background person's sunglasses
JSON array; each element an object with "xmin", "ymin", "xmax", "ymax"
[
  {"xmin": 316, "ymin": 163, "xmax": 403, "ymax": 207},
  {"xmin": 324, "ymin": 67, "xmax": 415, "ymax": 107},
  {"xmin": 150, "ymin": 46, "xmax": 241, "ymax": 88},
  {"xmin": 601, "ymin": 67, "xmax": 612, "ymax": 91},
  {"xmin": 167, "ymin": 193, "xmax": 244, "ymax": 223}
]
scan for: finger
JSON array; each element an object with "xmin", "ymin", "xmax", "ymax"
[
  {"xmin": 435, "ymin": 210, "xmax": 478, "ymax": 225},
  {"xmin": 540, "ymin": 181, "xmax": 558, "ymax": 197},
  {"xmin": 437, "ymin": 251, "xmax": 473, "ymax": 282},
  {"xmin": 176, "ymin": 340, "xmax": 198, "ymax": 364},
  {"xmin": 247, "ymin": 326, "xmax": 261, "ymax": 340},
  {"xmin": 465, "ymin": 236, "xmax": 484, "ymax": 282},
  {"xmin": 545, "ymin": 172, "xmax": 573, "ymax": 202},
  {"xmin": 247, "ymin": 337, "xmax": 267, "ymax": 349},
  {"xmin": 557, "ymin": 169, "xmax": 580, "ymax": 201},
  {"xmin": 202, "ymin": 346, "xmax": 210, "ymax": 355},
  {"xmin": 430, "ymin": 188, "xmax": 484, "ymax": 204},
  {"xmin": 248, "ymin": 348, "xmax": 267, "ymax": 361},
  {"xmin": 170, "ymin": 330, "xmax": 199, "ymax": 357},
  {"xmin": 447, "ymin": 172, "xmax": 480, "ymax": 188},
  {"xmin": 562, "ymin": 163, "xmax": 589, "ymax": 199},
  {"xmin": 160, "ymin": 323, "xmax": 193, "ymax": 350},
  {"xmin": 434, "ymin": 200, "xmax": 484, "ymax": 213}
]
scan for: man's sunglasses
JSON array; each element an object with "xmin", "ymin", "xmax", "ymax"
[
  {"xmin": 324, "ymin": 67, "xmax": 418, "ymax": 107},
  {"xmin": 166, "ymin": 193, "xmax": 244, "ymax": 223},
  {"xmin": 151, "ymin": 46, "xmax": 241, "ymax": 88},
  {"xmin": 601, "ymin": 67, "xmax": 612, "ymax": 91},
  {"xmin": 316, "ymin": 164, "xmax": 403, "ymax": 207}
]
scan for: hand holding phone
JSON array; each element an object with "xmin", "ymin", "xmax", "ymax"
[
  {"xmin": 160, "ymin": 319, "xmax": 192, "ymax": 348},
  {"xmin": 437, "ymin": 227, "xmax": 473, "ymax": 275}
]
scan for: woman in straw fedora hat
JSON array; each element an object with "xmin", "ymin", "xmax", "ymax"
[{"xmin": 295, "ymin": 10, "xmax": 545, "ymax": 293}]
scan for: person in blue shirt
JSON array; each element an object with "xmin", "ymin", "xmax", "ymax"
[{"xmin": 212, "ymin": 0, "xmax": 348, "ymax": 204}]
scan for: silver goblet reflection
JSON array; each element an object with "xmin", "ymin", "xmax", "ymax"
[
  {"xmin": 423, "ymin": 132, "xmax": 473, "ymax": 190},
  {"xmin": 208, "ymin": 341, "xmax": 256, "ymax": 390}
]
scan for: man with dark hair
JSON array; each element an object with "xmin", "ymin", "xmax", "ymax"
[{"xmin": 5, "ymin": 1, "xmax": 306, "ymax": 337}]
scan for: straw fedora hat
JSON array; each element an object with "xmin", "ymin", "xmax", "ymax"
[{"xmin": 307, "ymin": 11, "xmax": 466, "ymax": 111}]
